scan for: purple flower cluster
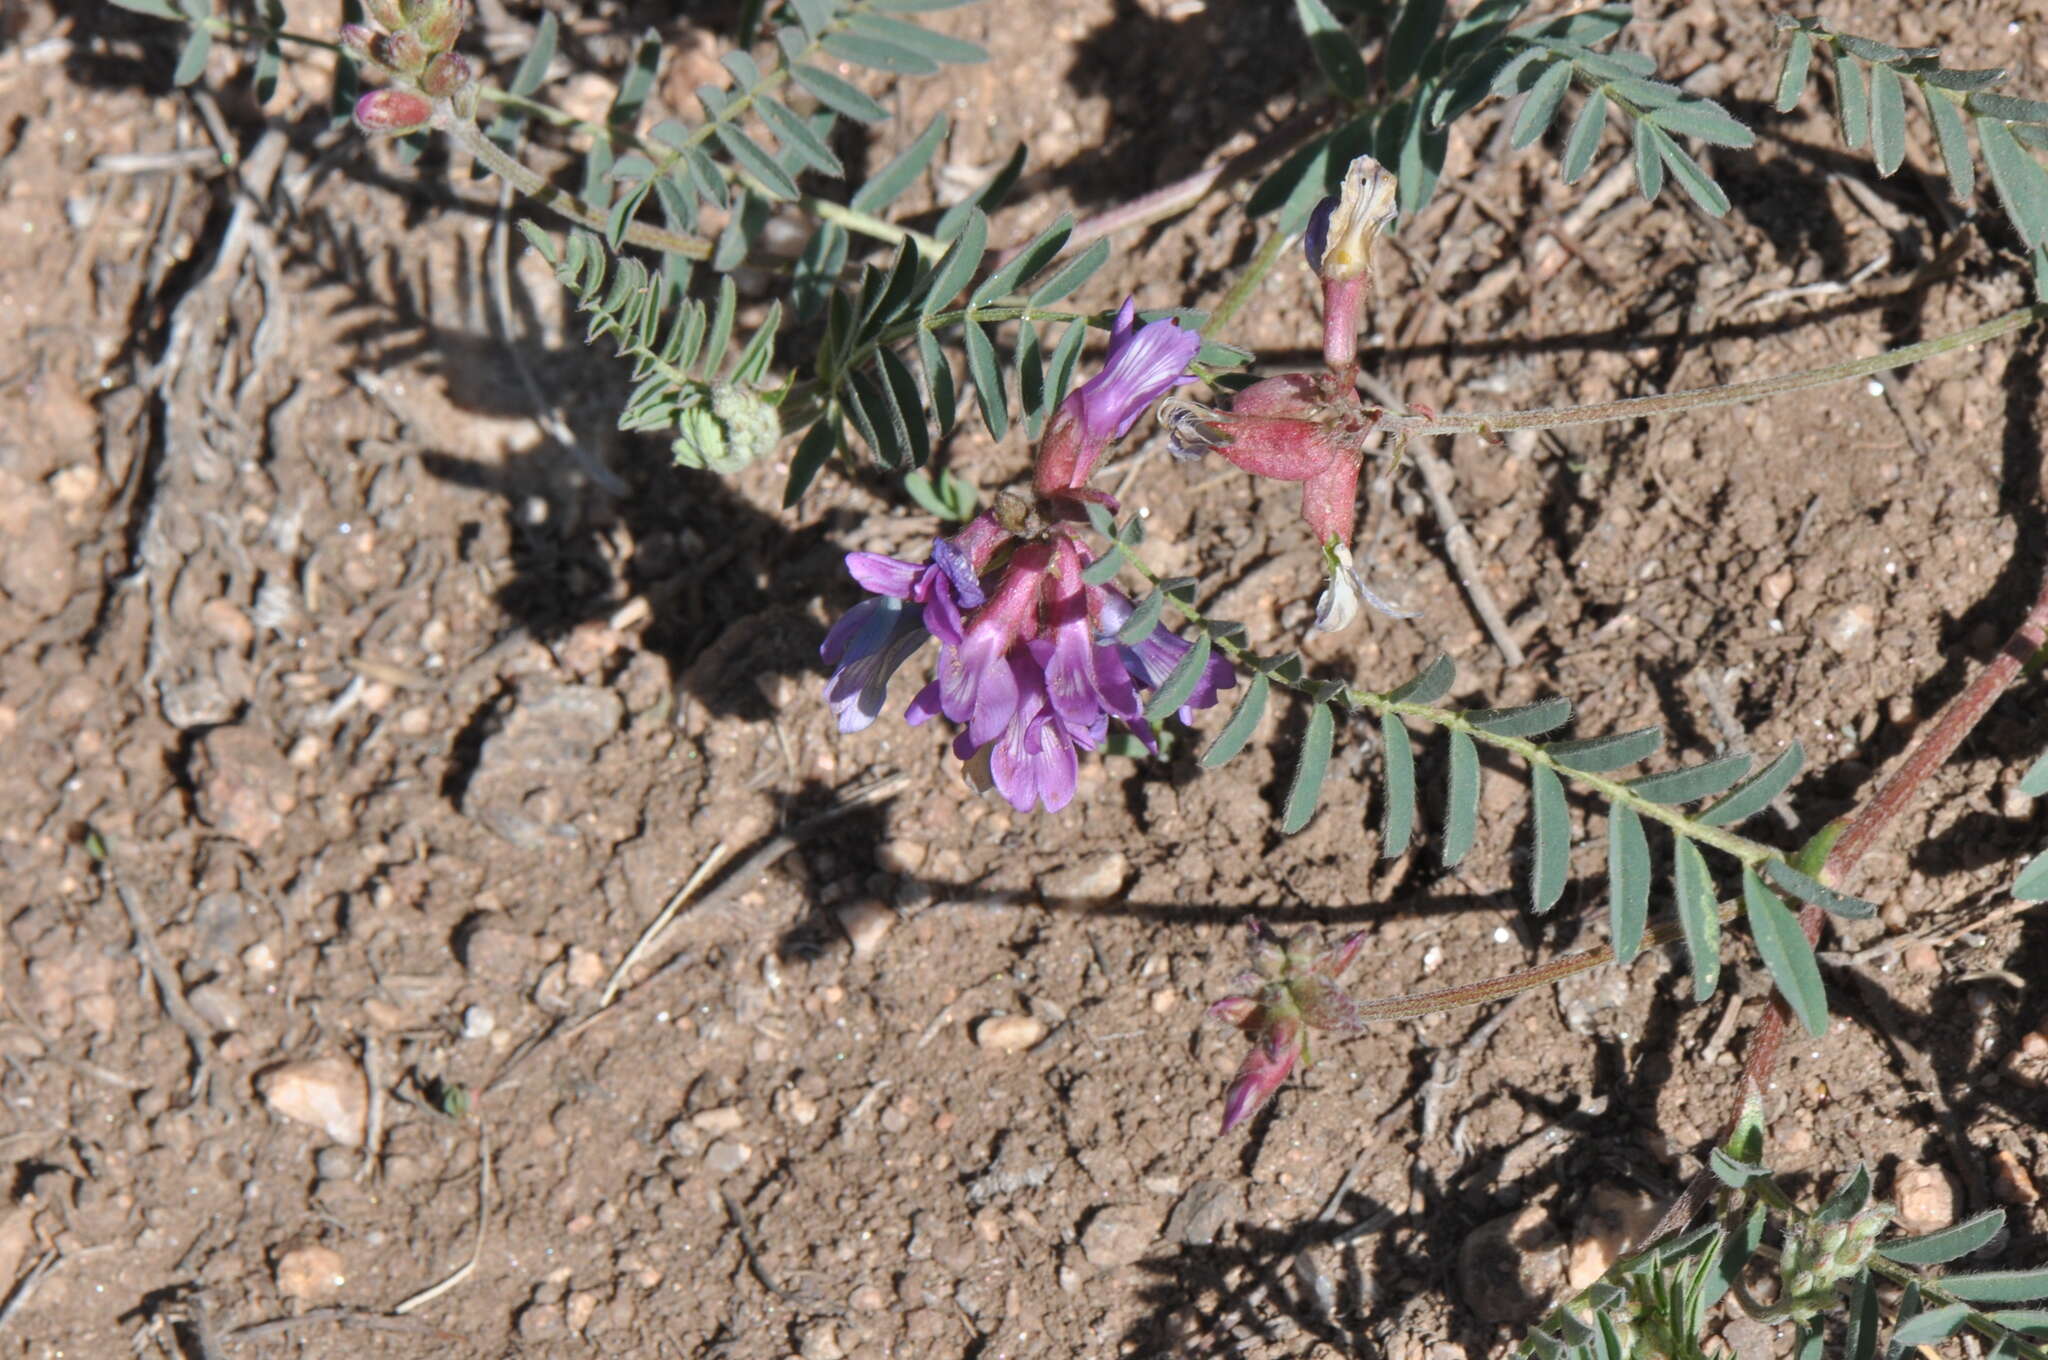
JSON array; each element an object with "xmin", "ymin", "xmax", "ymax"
[
  {"xmin": 824, "ymin": 525, "xmax": 1235, "ymax": 812},
  {"xmin": 822, "ymin": 298, "xmax": 1233, "ymax": 812}
]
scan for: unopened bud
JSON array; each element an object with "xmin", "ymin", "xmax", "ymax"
[
  {"xmin": 418, "ymin": 50, "xmax": 472, "ymax": 97},
  {"xmin": 412, "ymin": 0, "xmax": 467, "ymax": 53},
  {"xmin": 671, "ymin": 383, "xmax": 779, "ymax": 475},
  {"xmin": 338, "ymin": 23, "xmax": 378, "ymax": 64},
  {"xmin": 363, "ymin": 0, "xmax": 405, "ymax": 30},
  {"xmin": 373, "ymin": 28, "xmax": 428, "ymax": 74},
  {"xmin": 353, "ymin": 88, "xmax": 434, "ymax": 135}
]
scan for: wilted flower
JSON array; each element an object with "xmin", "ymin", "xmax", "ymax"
[
  {"xmin": 1304, "ymin": 155, "xmax": 1398, "ymax": 283},
  {"xmin": 1208, "ymin": 921, "xmax": 1369, "ymax": 1132}
]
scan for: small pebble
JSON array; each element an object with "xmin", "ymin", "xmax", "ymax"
[
  {"xmin": 1902, "ymin": 942, "xmax": 1942, "ymax": 975},
  {"xmin": 1149, "ymin": 987, "xmax": 1178, "ymax": 1014},
  {"xmin": 1819, "ymin": 602, "xmax": 1877, "ymax": 656},
  {"xmin": 186, "ymin": 982, "xmax": 245, "ymax": 1033},
  {"xmin": 462, "ymin": 1005, "xmax": 495, "ymax": 1040},
  {"xmin": 565, "ymin": 1290, "xmax": 599, "ymax": 1333},
  {"xmin": 973, "ymin": 1015, "xmax": 1047, "ymax": 1054},
  {"xmin": 241, "ymin": 940, "xmax": 278, "ymax": 975},
  {"xmin": 1759, "ymin": 569, "xmax": 1794, "ymax": 609},
  {"xmin": 704, "ymin": 1139, "xmax": 752, "ymax": 1175},
  {"xmin": 565, "ymin": 947, "xmax": 606, "ymax": 990},
  {"xmin": 692, "ymin": 1106, "xmax": 745, "ymax": 1135},
  {"xmin": 274, "ymin": 1244, "xmax": 346, "ymax": 1300},
  {"xmin": 1566, "ymin": 1185, "xmax": 1662, "ymax": 1289},
  {"xmin": 260, "ymin": 1057, "xmax": 368, "ymax": 1147},
  {"xmin": 1079, "ymin": 1204, "xmax": 1159, "ymax": 1269},
  {"xmin": 835, "ymin": 899, "xmax": 896, "ymax": 958},
  {"xmin": 774, "ymin": 1084, "xmax": 819, "ymax": 1127},
  {"xmin": 1990, "ymin": 1149, "xmax": 2038, "ymax": 1205},
  {"xmin": 1037, "ymin": 852, "xmax": 1129, "ymax": 905},
  {"xmin": 875, "ymin": 838, "xmax": 927, "ymax": 876}
]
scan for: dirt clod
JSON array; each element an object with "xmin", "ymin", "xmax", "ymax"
[
  {"xmin": 1993, "ymin": 1149, "xmax": 2039, "ymax": 1206},
  {"xmin": 1459, "ymin": 1204, "xmax": 1565, "ymax": 1324},
  {"xmin": 1037, "ymin": 852, "xmax": 1130, "ymax": 904},
  {"xmin": 190, "ymin": 725, "xmax": 298, "ymax": 850},
  {"xmin": 1163, "ymin": 1179, "xmax": 1242, "ymax": 1247},
  {"xmin": 1566, "ymin": 1184, "xmax": 1663, "ymax": 1289},
  {"xmin": 835, "ymin": 898, "xmax": 897, "ymax": 957},
  {"xmin": 1891, "ymin": 1162, "xmax": 1959, "ymax": 1234},
  {"xmin": 1079, "ymin": 1203, "xmax": 1160, "ymax": 1269}
]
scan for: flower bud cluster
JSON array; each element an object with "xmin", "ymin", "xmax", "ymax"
[
  {"xmin": 1206, "ymin": 921, "xmax": 1370, "ymax": 1132},
  {"xmin": 341, "ymin": 0, "xmax": 476, "ymax": 137},
  {"xmin": 1774, "ymin": 1204, "xmax": 1891, "ymax": 1321}
]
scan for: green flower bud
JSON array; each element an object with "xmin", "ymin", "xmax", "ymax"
[
  {"xmin": 374, "ymin": 28, "xmax": 428, "ymax": 74},
  {"xmin": 418, "ymin": 50, "xmax": 472, "ymax": 97},
  {"xmin": 364, "ymin": 0, "xmax": 405, "ymax": 30},
  {"xmin": 412, "ymin": 0, "xmax": 466, "ymax": 54},
  {"xmin": 672, "ymin": 383, "xmax": 779, "ymax": 474}
]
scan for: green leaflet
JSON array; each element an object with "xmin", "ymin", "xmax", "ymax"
[
  {"xmin": 1867, "ymin": 59, "xmax": 1907, "ymax": 175},
  {"xmin": 1467, "ymin": 696, "xmax": 1572, "ymax": 738},
  {"xmin": 1673, "ymin": 837, "xmax": 1719, "ymax": 1000},
  {"xmin": 1762, "ymin": 857, "xmax": 1878, "ymax": 919},
  {"xmin": 1776, "ymin": 28, "xmax": 1813, "ymax": 112},
  {"xmin": 1744, "ymin": 866, "xmax": 1828, "ymax": 1038},
  {"xmin": 1941, "ymin": 1269, "xmax": 2048, "ymax": 1304},
  {"xmin": 1442, "ymin": 730, "xmax": 1479, "ymax": 868},
  {"xmin": 1283, "ymin": 703, "xmax": 1336, "ymax": 835},
  {"xmin": 1143, "ymin": 633, "xmax": 1213, "ymax": 725},
  {"xmin": 1529, "ymin": 764, "xmax": 1569, "ymax": 914},
  {"xmin": 1381, "ymin": 714, "xmax": 1416, "ymax": 859},
  {"xmin": 1700, "ymin": 742, "xmax": 1803, "ymax": 826},
  {"xmin": 1387, "ymin": 654, "xmax": 1456, "ymax": 704},
  {"xmin": 1627, "ymin": 751, "xmax": 1752, "ymax": 804},
  {"xmin": 1547, "ymin": 725, "xmax": 1661, "ymax": 773},
  {"xmin": 1607, "ymin": 800, "xmax": 1649, "ymax": 964},
  {"xmin": 1202, "ymin": 674, "xmax": 1269, "ymax": 769},
  {"xmin": 1875, "ymin": 1212, "xmax": 2007, "ymax": 1261}
]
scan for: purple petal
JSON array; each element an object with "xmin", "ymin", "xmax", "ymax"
[
  {"xmin": 929, "ymin": 538, "xmax": 986, "ymax": 610},
  {"xmin": 1068, "ymin": 298, "xmax": 1203, "ymax": 445},
  {"xmin": 845, "ymin": 551, "xmax": 924, "ymax": 598},
  {"xmin": 938, "ymin": 629, "xmax": 1022, "ymax": 747},
  {"xmin": 989, "ymin": 700, "xmax": 1079, "ymax": 813},
  {"xmin": 822, "ymin": 597, "xmax": 929, "ymax": 732}
]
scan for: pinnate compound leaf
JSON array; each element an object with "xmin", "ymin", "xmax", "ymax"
[
  {"xmin": 1468, "ymin": 697, "xmax": 1571, "ymax": 739},
  {"xmin": 791, "ymin": 63, "xmax": 889, "ymax": 123},
  {"xmin": 1202, "ymin": 673, "xmax": 1269, "ymax": 769},
  {"xmin": 1881, "ymin": 1210, "xmax": 2005, "ymax": 1265},
  {"xmin": 2020, "ymin": 751, "xmax": 2048, "ymax": 797},
  {"xmin": 1627, "ymin": 751, "xmax": 1752, "ymax": 804},
  {"xmin": 1890, "ymin": 1304, "xmax": 1969, "ymax": 1347},
  {"xmin": 1381, "ymin": 715, "xmax": 1416, "ymax": 859},
  {"xmin": 1386, "ymin": 654, "xmax": 1455, "ymax": 705},
  {"xmin": 1529, "ymin": 764, "xmax": 1569, "ymax": 914},
  {"xmin": 1744, "ymin": 867, "xmax": 1828, "ymax": 1038},
  {"xmin": 852, "ymin": 114, "xmax": 951, "ymax": 215},
  {"xmin": 1674, "ymin": 838, "xmax": 1720, "ymax": 1000},
  {"xmin": 1144, "ymin": 633, "xmax": 1213, "ymax": 725},
  {"xmin": 1868, "ymin": 59, "xmax": 1908, "ymax": 176},
  {"xmin": 1547, "ymin": 726, "xmax": 1661, "ymax": 773},
  {"xmin": 1443, "ymin": 731, "xmax": 1479, "ymax": 868},
  {"xmin": 2018, "ymin": 849, "xmax": 2048, "ymax": 901},
  {"xmin": 1562, "ymin": 88, "xmax": 1608, "ymax": 183},
  {"xmin": 1777, "ymin": 28, "xmax": 1813, "ymax": 112},
  {"xmin": 1762, "ymin": 858, "xmax": 1878, "ymax": 919},
  {"xmin": 962, "ymin": 320, "xmax": 1006, "ymax": 440},
  {"xmin": 1700, "ymin": 742, "xmax": 1803, "ymax": 826},
  {"xmin": 1283, "ymin": 703, "xmax": 1336, "ymax": 835},
  {"xmin": 1941, "ymin": 1269, "xmax": 2048, "ymax": 1304},
  {"xmin": 1608, "ymin": 801, "xmax": 1650, "ymax": 964},
  {"xmin": 1296, "ymin": 0, "xmax": 1369, "ymax": 100}
]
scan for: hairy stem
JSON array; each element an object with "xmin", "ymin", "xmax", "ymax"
[{"xmin": 1384, "ymin": 304, "xmax": 2048, "ymax": 440}]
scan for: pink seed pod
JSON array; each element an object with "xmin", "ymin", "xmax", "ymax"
[{"xmin": 353, "ymin": 88, "xmax": 434, "ymax": 136}]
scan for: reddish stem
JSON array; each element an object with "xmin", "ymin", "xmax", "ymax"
[{"xmin": 1652, "ymin": 563, "xmax": 2048, "ymax": 1244}]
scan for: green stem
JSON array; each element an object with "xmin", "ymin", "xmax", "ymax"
[
  {"xmin": 440, "ymin": 116, "xmax": 712, "ymax": 260},
  {"xmin": 1384, "ymin": 303, "xmax": 2048, "ymax": 439}
]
